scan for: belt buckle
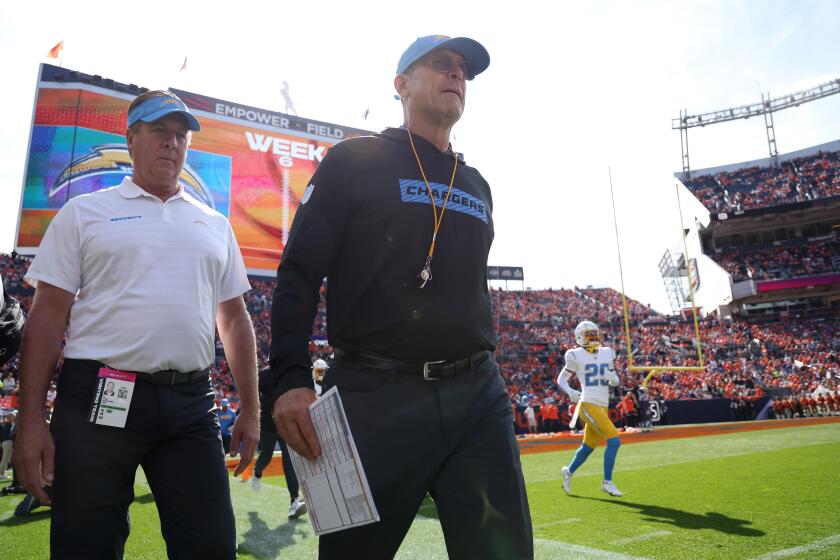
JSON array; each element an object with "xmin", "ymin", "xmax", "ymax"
[{"xmin": 423, "ymin": 360, "xmax": 446, "ymax": 381}]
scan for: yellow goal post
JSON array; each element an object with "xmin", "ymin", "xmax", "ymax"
[{"xmin": 607, "ymin": 169, "xmax": 706, "ymax": 388}]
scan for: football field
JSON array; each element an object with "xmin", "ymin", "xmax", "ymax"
[{"xmin": 2, "ymin": 419, "xmax": 839, "ymax": 559}]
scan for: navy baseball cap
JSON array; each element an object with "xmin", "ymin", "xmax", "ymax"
[
  {"xmin": 396, "ymin": 35, "xmax": 490, "ymax": 79},
  {"xmin": 127, "ymin": 92, "xmax": 201, "ymax": 132}
]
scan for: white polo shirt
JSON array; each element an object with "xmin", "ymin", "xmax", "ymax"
[{"xmin": 26, "ymin": 178, "xmax": 251, "ymax": 372}]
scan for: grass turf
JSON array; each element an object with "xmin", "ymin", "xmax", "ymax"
[{"xmin": 1, "ymin": 421, "xmax": 838, "ymax": 559}]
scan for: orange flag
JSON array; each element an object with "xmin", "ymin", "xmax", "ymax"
[{"xmin": 47, "ymin": 40, "xmax": 64, "ymax": 59}]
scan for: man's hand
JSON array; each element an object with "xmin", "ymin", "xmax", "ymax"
[
  {"xmin": 228, "ymin": 405, "xmax": 259, "ymax": 477},
  {"xmin": 273, "ymin": 387, "xmax": 320, "ymax": 460},
  {"xmin": 605, "ymin": 369, "xmax": 620, "ymax": 386},
  {"xmin": 569, "ymin": 389, "xmax": 581, "ymax": 403},
  {"xmin": 14, "ymin": 417, "xmax": 55, "ymax": 504}
]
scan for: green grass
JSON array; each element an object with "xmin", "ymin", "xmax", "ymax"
[{"xmin": 1, "ymin": 422, "xmax": 839, "ymax": 559}]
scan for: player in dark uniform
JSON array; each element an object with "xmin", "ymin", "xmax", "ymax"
[
  {"xmin": 252, "ymin": 367, "xmax": 306, "ymax": 519},
  {"xmin": 266, "ymin": 35, "xmax": 533, "ymax": 559}
]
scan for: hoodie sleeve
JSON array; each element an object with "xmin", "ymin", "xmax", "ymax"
[{"xmin": 268, "ymin": 143, "xmax": 354, "ymax": 400}]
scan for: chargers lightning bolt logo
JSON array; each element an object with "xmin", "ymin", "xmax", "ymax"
[{"xmin": 50, "ymin": 144, "xmax": 215, "ymax": 209}]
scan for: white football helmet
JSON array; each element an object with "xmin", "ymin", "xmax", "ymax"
[
  {"xmin": 312, "ymin": 359, "xmax": 327, "ymax": 382},
  {"xmin": 574, "ymin": 321, "xmax": 601, "ymax": 351}
]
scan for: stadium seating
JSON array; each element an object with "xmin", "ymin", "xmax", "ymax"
[
  {"xmin": 492, "ymin": 287, "xmax": 837, "ymax": 411},
  {"xmin": 682, "ymin": 148, "xmax": 840, "ymax": 214},
  {"xmin": 710, "ymin": 238, "xmax": 840, "ymax": 281}
]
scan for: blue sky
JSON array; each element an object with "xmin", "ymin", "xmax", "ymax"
[{"xmin": 1, "ymin": 0, "xmax": 838, "ymax": 312}]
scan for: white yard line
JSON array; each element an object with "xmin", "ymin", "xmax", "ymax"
[
  {"xmin": 533, "ymin": 518, "xmax": 582, "ymax": 529},
  {"xmin": 610, "ymin": 530, "xmax": 672, "ymax": 546},
  {"xmin": 535, "ymin": 538, "xmax": 652, "ymax": 560},
  {"xmin": 749, "ymin": 534, "xmax": 840, "ymax": 559}
]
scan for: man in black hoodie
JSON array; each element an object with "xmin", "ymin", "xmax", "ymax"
[{"xmin": 267, "ymin": 35, "xmax": 533, "ymax": 559}]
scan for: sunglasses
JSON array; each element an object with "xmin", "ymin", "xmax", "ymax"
[{"xmin": 427, "ymin": 56, "xmax": 474, "ymax": 81}]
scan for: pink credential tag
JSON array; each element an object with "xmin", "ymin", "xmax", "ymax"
[
  {"xmin": 98, "ymin": 367, "xmax": 136, "ymax": 383},
  {"xmin": 89, "ymin": 367, "xmax": 137, "ymax": 428}
]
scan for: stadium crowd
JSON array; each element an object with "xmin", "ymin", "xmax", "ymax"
[
  {"xmin": 492, "ymin": 287, "xmax": 838, "ymax": 412},
  {"xmin": 710, "ymin": 238, "xmax": 840, "ymax": 282},
  {"xmin": 2, "ymin": 252, "xmax": 838, "ymax": 431},
  {"xmin": 684, "ymin": 148, "xmax": 840, "ymax": 214}
]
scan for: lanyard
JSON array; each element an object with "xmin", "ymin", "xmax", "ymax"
[{"xmin": 407, "ymin": 128, "xmax": 458, "ymax": 288}]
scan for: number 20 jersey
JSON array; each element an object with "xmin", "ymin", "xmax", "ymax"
[{"xmin": 563, "ymin": 347, "xmax": 617, "ymax": 407}]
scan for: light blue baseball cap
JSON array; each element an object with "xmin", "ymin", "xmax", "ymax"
[
  {"xmin": 396, "ymin": 35, "xmax": 490, "ymax": 80},
  {"xmin": 127, "ymin": 92, "xmax": 201, "ymax": 131}
]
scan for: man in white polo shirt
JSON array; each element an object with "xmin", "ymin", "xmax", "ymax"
[{"xmin": 14, "ymin": 90, "xmax": 259, "ymax": 559}]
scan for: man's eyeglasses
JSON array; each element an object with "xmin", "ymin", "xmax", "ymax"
[{"xmin": 427, "ymin": 57, "xmax": 474, "ymax": 81}]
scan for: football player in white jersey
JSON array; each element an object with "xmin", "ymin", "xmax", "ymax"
[
  {"xmin": 557, "ymin": 321, "xmax": 624, "ymax": 497},
  {"xmin": 312, "ymin": 358, "xmax": 326, "ymax": 397}
]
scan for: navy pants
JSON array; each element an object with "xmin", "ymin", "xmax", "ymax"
[
  {"xmin": 50, "ymin": 360, "xmax": 235, "ymax": 559},
  {"xmin": 318, "ymin": 353, "xmax": 533, "ymax": 560},
  {"xmin": 253, "ymin": 425, "xmax": 299, "ymax": 499}
]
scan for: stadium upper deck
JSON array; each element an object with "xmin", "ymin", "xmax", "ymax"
[
  {"xmin": 669, "ymin": 140, "xmax": 840, "ymax": 319},
  {"xmin": 678, "ymin": 140, "xmax": 840, "ymax": 216}
]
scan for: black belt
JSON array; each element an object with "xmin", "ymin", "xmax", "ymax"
[
  {"xmin": 134, "ymin": 368, "xmax": 209, "ymax": 385},
  {"xmin": 63, "ymin": 359, "xmax": 209, "ymax": 386},
  {"xmin": 333, "ymin": 349, "xmax": 489, "ymax": 381}
]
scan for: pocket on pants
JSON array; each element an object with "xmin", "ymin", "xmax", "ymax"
[
  {"xmin": 55, "ymin": 368, "xmax": 100, "ymax": 412},
  {"xmin": 322, "ymin": 362, "xmax": 393, "ymax": 394}
]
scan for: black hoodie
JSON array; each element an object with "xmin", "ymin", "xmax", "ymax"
[{"xmin": 269, "ymin": 127, "xmax": 496, "ymax": 396}]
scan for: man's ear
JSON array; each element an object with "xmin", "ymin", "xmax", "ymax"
[
  {"xmin": 394, "ymin": 74, "xmax": 408, "ymax": 100},
  {"xmin": 126, "ymin": 128, "xmax": 135, "ymax": 157}
]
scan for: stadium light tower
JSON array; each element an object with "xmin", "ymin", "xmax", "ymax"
[
  {"xmin": 674, "ymin": 76, "xmax": 840, "ymax": 176},
  {"xmin": 658, "ymin": 248, "xmax": 689, "ymax": 315}
]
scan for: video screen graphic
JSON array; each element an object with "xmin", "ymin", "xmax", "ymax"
[{"xmin": 17, "ymin": 64, "xmax": 371, "ymax": 274}]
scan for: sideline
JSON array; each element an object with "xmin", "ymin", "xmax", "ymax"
[{"xmin": 516, "ymin": 416, "xmax": 840, "ymax": 455}]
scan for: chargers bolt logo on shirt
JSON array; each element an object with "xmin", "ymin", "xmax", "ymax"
[{"xmin": 301, "ymin": 183, "xmax": 315, "ymax": 205}]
